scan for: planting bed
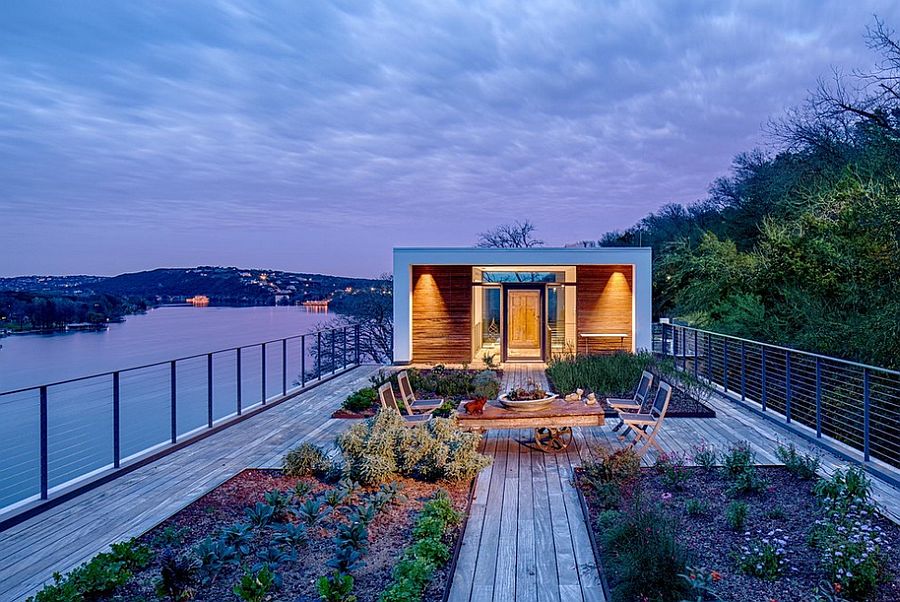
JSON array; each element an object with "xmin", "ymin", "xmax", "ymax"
[
  {"xmin": 578, "ymin": 463, "xmax": 900, "ymax": 602},
  {"xmin": 108, "ymin": 469, "xmax": 469, "ymax": 601}
]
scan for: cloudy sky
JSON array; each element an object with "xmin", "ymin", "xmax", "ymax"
[{"xmin": 1, "ymin": 1, "xmax": 898, "ymax": 277}]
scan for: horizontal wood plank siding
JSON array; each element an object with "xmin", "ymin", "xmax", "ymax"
[
  {"xmin": 576, "ymin": 265, "xmax": 633, "ymax": 353},
  {"xmin": 412, "ymin": 265, "xmax": 472, "ymax": 363}
]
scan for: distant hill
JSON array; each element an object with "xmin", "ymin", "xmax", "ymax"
[{"xmin": 0, "ymin": 267, "xmax": 379, "ymax": 307}]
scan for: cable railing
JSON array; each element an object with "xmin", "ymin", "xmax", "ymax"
[
  {"xmin": 0, "ymin": 324, "xmax": 361, "ymax": 522},
  {"xmin": 653, "ymin": 323, "xmax": 900, "ymax": 476}
]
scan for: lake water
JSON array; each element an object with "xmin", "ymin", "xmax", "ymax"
[{"xmin": 0, "ymin": 306, "xmax": 340, "ymax": 511}]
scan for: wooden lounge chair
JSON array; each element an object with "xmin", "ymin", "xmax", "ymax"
[
  {"xmin": 396, "ymin": 370, "xmax": 442, "ymax": 415},
  {"xmin": 620, "ymin": 382, "xmax": 672, "ymax": 458},
  {"xmin": 607, "ymin": 370, "xmax": 654, "ymax": 432},
  {"xmin": 377, "ymin": 383, "xmax": 431, "ymax": 425}
]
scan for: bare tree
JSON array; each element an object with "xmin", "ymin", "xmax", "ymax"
[{"xmin": 476, "ymin": 220, "xmax": 544, "ymax": 248}]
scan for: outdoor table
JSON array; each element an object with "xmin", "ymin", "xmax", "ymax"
[{"xmin": 456, "ymin": 398, "xmax": 618, "ymax": 452}]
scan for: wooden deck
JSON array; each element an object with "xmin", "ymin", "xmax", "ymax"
[
  {"xmin": 0, "ymin": 366, "xmax": 379, "ymax": 602},
  {"xmin": 4, "ymin": 361, "xmax": 900, "ymax": 602}
]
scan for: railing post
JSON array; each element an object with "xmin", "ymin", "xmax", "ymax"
[
  {"xmin": 282, "ymin": 339, "xmax": 287, "ymax": 396},
  {"xmin": 355, "ymin": 324, "xmax": 361, "ymax": 364},
  {"xmin": 301, "ymin": 335, "xmax": 307, "ymax": 387},
  {"xmin": 113, "ymin": 372, "xmax": 120, "ymax": 468},
  {"xmin": 815, "ymin": 357, "xmax": 822, "ymax": 438},
  {"xmin": 740, "ymin": 342, "xmax": 746, "ymax": 401},
  {"xmin": 706, "ymin": 334, "xmax": 712, "ymax": 381},
  {"xmin": 317, "ymin": 331, "xmax": 322, "ymax": 380},
  {"xmin": 761, "ymin": 346, "xmax": 767, "ymax": 412},
  {"xmin": 343, "ymin": 327, "xmax": 348, "ymax": 369},
  {"xmin": 40, "ymin": 386, "xmax": 48, "ymax": 500},
  {"xmin": 723, "ymin": 340, "xmax": 729, "ymax": 392},
  {"xmin": 331, "ymin": 330, "xmax": 336, "ymax": 374},
  {"xmin": 261, "ymin": 343, "xmax": 267, "ymax": 404},
  {"xmin": 785, "ymin": 351, "xmax": 792, "ymax": 424},
  {"xmin": 863, "ymin": 368, "xmax": 870, "ymax": 462},
  {"xmin": 693, "ymin": 330, "xmax": 698, "ymax": 378},
  {"xmin": 681, "ymin": 328, "xmax": 687, "ymax": 370},
  {"xmin": 236, "ymin": 348, "xmax": 242, "ymax": 415},
  {"xmin": 662, "ymin": 324, "xmax": 668, "ymax": 357},
  {"xmin": 170, "ymin": 360, "xmax": 177, "ymax": 444},
  {"xmin": 207, "ymin": 354, "xmax": 213, "ymax": 428}
]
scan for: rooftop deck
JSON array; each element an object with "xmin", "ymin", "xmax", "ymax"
[{"xmin": 3, "ymin": 362, "xmax": 900, "ymax": 601}]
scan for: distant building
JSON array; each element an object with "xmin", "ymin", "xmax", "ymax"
[{"xmin": 186, "ymin": 295, "xmax": 210, "ymax": 306}]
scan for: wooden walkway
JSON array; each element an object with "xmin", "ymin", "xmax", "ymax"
[{"xmin": 0, "ymin": 366, "xmax": 379, "ymax": 602}]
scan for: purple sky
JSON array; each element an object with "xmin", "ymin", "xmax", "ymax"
[{"xmin": 2, "ymin": 1, "xmax": 898, "ymax": 278}]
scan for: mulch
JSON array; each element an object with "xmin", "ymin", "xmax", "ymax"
[
  {"xmin": 109, "ymin": 469, "xmax": 470, "ymax": 602},
  {"xmin": 578, "ymin": 466, "xmax": 900, "ymax": 602}
]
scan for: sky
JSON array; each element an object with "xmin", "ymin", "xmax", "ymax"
[{"xmin": 1, "ymin": 1, "xmax": 898, "ymax": 278}]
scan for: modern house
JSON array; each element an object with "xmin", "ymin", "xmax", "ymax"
[{"xmin": 392, "ymin": 247, "xmax": 652, "ymax": 364}]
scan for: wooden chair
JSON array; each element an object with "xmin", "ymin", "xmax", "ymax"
[
  {"xmin": 620, "ymin": 382, "xmax": 672, "ymax": 458},
  {"xmin": 377, "ymin": 383, "xmax": 431, "ymax": 425},
  {"xmin": 396, "ymin": 370, "xmax": 442, "ymax": 415},
  {"xmin": 607, "ymin": 370, "xmax": 654, "ymax": 432}
]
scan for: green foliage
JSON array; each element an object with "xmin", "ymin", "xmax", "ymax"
[
  {"xmin": 272, "ymin": 523, "xmax": 308, "ymax": 550},
  {"xmin": 151, "ymin": 526, "xmax": 187, "ymax": 548},
  {"xmin": 293, "ymin": 497, "xmax": 332, "ymax": 527},
  {"xmin": 195, "ymin": 536, "xmax": 239, "ymax": 585},
  {"xmin": 765, "ymin": 505, "xmax": 786, "ymax": 521},
  {"xmin": 317, "ymin": 572, "xmax": 357, "ymax": 602},
  {"xmin": 722, "ymin": 441, "xmax": 767, "ymax": 495},
  {"xmin": 343, "ymin": 387, "xmax": 378, "ymax": 412},
  {"xmin": 813, "ymin": 466, "xmax": 872, "ymax": 504},
  {"xmin": 379, "ymin": 491, "xmax": 460, "ymax": 602},
  {"xmin": 547, "ymin": 351, "xmax": 653, "ymax": 395},
  {"xmin": 232, "ymin": 565, "xmax": 276, "ymax": 602},
  {"xmin": 28, "ymin": 538, "xmax": 152, "ymax": 602},
  {"xmin": 601, "ymin": 495, "xmax": 690, "ymax": 602},
  {"xmin": 775, "ymin": 442, "xmax": 820, "ymax": 480},
  {"xmin": 338, "ymin": 408, "xmax": 491, "ymax": 485},
  {"xmin": 430, "ymin": 399, "xmax": 457, "ymax": 418},
  {"xmin": 155, "ymin": 550, "xmax": 198, "ymax": 602},
  {"xmin": 245, "ymin": 502, "xmax": 275, "ymax": 528},
  {"xmin": 678, "ymin": 567, "xmax": 720, "ymax": 602},
  {"xmin": 405, "ymin": 366, "xmax": 501, "ymax": 400},
  {"xmin": 734, "ymin": 536, "xmax": 786, "ymax": 580},
  {"xmin": 581, "ymin": 448, "xmax": 641, "ymax": 509},
  {"xmin": 252, "ymin": 546, "xmax": 295, "ymax": 587},
  {"xmin": 263, "ymin": 489, "xmax": 292, "ymax": 519},
  {"xmin": 655, "ymin": 451, "xmax": 689, "ymax": 491},
  {"xmin": 725, "ymin": 500, "xmax": 748, "ymax": 531},
  {"xmin": 691, "ymin": 442, "xmax": 717, "ymax": 470},
  {"xmin": 282, "ymin": 442, "xmax": 330, "ymax": 478},
  {"xmin": 684, "ymin": 498, "xmax": 707, "ymax": 517},
  {"xmin": 220, "ymin": 523, "xmax": 254, "ymax": 556}
]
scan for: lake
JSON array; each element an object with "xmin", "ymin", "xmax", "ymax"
[{"xmin": 0, "ymin": 306, "xmax": 342, "ymax": 511}]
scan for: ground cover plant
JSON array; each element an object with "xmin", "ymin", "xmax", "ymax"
[
  {"xmin": 577, "ymin": 441, "xmax": 900, "ymax": 602},
  {"xmin": 546, "ymin": 351, "xmax": 715, "ymax": 417},
  {"xmin": 29, "ymin": 410, "xmax": 484, "ymax": 602}
]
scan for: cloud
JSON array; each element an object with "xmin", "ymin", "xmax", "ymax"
[{"xmin": 0, "ymin": 0, "xmax": 898, "ymax": 275}]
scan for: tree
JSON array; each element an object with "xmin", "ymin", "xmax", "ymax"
[{"xmin": 476, "ymin": 220, "xmax": 544, "ymax": 248}]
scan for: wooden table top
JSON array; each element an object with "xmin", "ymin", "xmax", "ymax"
[{"xmin": 455, "ymin": 398, "xmax": 617, "ymax": 421}]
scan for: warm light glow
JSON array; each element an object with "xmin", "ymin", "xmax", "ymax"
[{"xmin": 186, "ymin": 295, "xmax": 210, "ymax": 306}]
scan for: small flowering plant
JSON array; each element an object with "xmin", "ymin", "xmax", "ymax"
[
  {"xmin": 655, "ymin": 451, "xmax": 690, "ymax": 491},
  {"xmin": 678, "ymin": 566, "xmax": 720, "ymax": 601},
  {"xmin": 734, "ymin": 529, "xmax": 788, "ymax": 580},
  {"xmin": 691, "ymin": 441, "xmax": 717, "ymax": 470}
]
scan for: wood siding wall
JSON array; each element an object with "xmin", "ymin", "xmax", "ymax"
[
  {"xmin": 576, "ymin": 265, "xmax": 633, "ymax": 353},
  {"xmin": 412, "ymin": 266, "xmax": 472, "ymax": 363}
]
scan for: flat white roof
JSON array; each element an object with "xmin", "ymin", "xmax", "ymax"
[{"xmin": 393, "ymin": 246, "xmax": 651, "ymax": 266}]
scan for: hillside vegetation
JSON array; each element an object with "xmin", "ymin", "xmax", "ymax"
[{"xmin": 589, "ymin": 18, "xmax": 900, "ymax": 368}]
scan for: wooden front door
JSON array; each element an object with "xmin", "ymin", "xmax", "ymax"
[{"xmin": 505, "ymin": 288, "xmax": 543, "ymax": 360}]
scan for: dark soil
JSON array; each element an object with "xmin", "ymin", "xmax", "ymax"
[
  {"xmin": 332, "ymin": 407, "xmax": 376, "ymax": 418},
  {"xmin": 108, "ymin": 469, "xmax": 470, "ymax": 602},
  {"xmin": 578, "ymin": 466, "xmax": 900, "ymax": 602}
]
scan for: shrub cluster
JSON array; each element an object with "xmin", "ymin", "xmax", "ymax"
[
  {"xmin": 283, "ymin": 442, "xmax": 332, "ymax": 478},
  {"xmin": 342, "ymin": 387, "xmax": 378, "ymax": 412},
  {"xmin": 734, "ymin": 529, "xmax": 788, "ymax": 580},
  {"xmin": 775, "ymin": 442, "xmax": 820, "ymax": 480},
  {"xmin": 580, "ymin": 448, "xmax": 641, "ymax": 509},
  {"xmin": 28, "ymin": 539, "xmax": 153, "ymax": 602},
  {"xmin": 380, "ymin": 490, "xmax": 462, "ymax": 602},
  {"xmin": 338, "ymin": 409, "xmax": 491, "ymax": 485}
]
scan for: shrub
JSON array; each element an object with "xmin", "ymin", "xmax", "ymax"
[
  {"xmin": 273, "ymin": 523, "xmax": 308, "ymax": 550},
  {"xmin": 655, "ymin": 451, "xmax": 689, "ymax": 491},
  {"xmin": 775, "ymin": 442, "xmax": 820, "ymax": 480},
  {"xmin": 379, "ymin": 491, "xmax": 459, "ymax": 602},
  {"xmin": 581, "ymin": 448, "xmax": 641, "ymax": 509},
  {"xmin": 233, "ymin": 566, "xmax": 276, "ymax": 602},
  {"xmin": 220, "ymin": 523, "xmax": 254, "ymax": 556},
  {"xmin": 28, "ymin": 538, "xmax": 152, "ymax": 602},
  {"xmin": 725, "ymin": 500, "xmax": 748, "ymax": 531},
  {"xmin": 813, "ymin": 466, "xmax": 872, "ymax": 505},
  {"xmin": 430, "ymin": 399, "xmax": 456, "ymax": 418},
  {"xmin": 343, "ymin": 387, "xmax": 378, "ymax": 412},
  {"xmin": 765, "ymin": 505, "xmax": 786, "ymax": 520},
  {"xmin": 684, "ymin": 498, "xmax": 707, "ymax": 517},
  {"xmin": 293, "ymin": 497, "xmax": 332, "ymax": 527},
  {"xmin": 317, "ymin": 571, "xmax": 357, "ymax": 602},
  {"xmin": 263, "ymin": 489, "xmax": 292, "ymax": 520},
  {"xmin": 338, "ymin": 409, "xmax": 490, "ymax": 485},
  {"xmin": 691, "ymin": 442, "xmax": 717, "ymax": 470},
  {"xmin": 601, "ymin": 495, "xmax": 690, "ymax": 602},
  {"xmin": 406, "ymin": 366, "xmax": 500, "ymax": 400},
  {"xmin": 155, "ymin": 550, "xmax": 199, "ymax": 602},
  {"xmin": 245, "ymin": 502, "xmax": 275, "ymax": 528},
  {"xmin": 283, "ymin": 442, "xmax": 330, "ymax": 477},
  {"xmin": 722, "ymin": 440, "xmax": 755, "ymax": 477},
  {"xmin": 547, "ymin": 352, "xmax": 652, "ymax": 395}
]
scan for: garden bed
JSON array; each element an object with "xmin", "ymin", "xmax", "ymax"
[
  {"xmin": 109, "ymin": 469, "xmax": 470, "ymax": 602},
  {"xmin": 576, "ymin": 446, "xmax": 900, "ymax": 602}
]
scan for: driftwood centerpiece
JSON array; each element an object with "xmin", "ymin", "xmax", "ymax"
[{"xmin": 498, "ymin": 382, "xmax": 558, "ymax": 412}]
